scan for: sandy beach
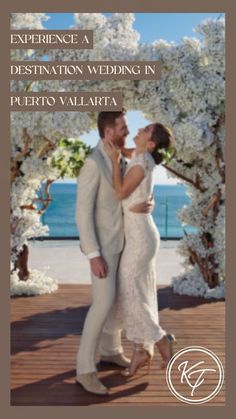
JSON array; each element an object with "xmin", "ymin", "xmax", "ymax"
[{"xmin": 28, "ymin": 239, "xmax": 184, "ymax": 285}]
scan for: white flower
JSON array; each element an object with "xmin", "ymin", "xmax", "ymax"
[{"xmin": 11, "ymin": 268, "xmax": 58, "ymax": 296}]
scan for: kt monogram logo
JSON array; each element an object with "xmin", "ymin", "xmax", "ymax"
[{"xmin": 166, "ymin": 346, "xmax": 224, "ymax": 404}]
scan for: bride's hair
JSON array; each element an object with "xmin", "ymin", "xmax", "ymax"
[{"xmin": 150, "ymin": 123, "xmax": 175, "ymax": 165}]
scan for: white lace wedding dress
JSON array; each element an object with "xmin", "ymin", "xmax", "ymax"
[{"xmin": 113, "ymin": 151, "xmax": 166, "ymax": 354}]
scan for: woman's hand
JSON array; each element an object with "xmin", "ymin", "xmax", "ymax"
[{"xmin": 104, "ymin": 140, "xmax": 121, "ymax": 164}]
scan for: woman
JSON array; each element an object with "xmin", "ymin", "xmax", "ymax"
[{"xmin": 104, "ymin": 122, "xmax": 177, "ymax": 377}]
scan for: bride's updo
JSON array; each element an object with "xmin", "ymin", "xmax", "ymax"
[{"xmin": 150, "ymin": 123, "xmax": 175, "ymax": 165}]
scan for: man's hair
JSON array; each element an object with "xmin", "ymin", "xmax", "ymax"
[{"xmin": 97, "ymin": 108, "xmax": 127, "ymax": 138}]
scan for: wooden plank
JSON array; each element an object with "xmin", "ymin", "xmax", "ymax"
[{"xmin": 11, "ymin": 284, "xmax": 225, "ymax": 406}]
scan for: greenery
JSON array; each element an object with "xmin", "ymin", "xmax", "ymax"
[
  {"xmin": 159, "ymin": 146, "xmax": 177, "ymax": 164},
  {"xmin": 50, "ymin": 138, "xmax": 91, "ymax": 178}
]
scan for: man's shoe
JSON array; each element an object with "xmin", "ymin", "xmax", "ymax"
[
  {"xmin": 100, "ymin": 353, "xmax": 131, "ymax": 368},
  {"xmin": 76, "ymin": 372, "xmax": 109, "ymax": 395}
]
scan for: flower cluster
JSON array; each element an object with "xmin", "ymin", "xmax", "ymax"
[
  {"xmin": 171, "ymin": 265, "xmax": 225, "ymax": 299},
  {"xmin": 11, "ymin": 267, "xmax": 58, "ymax": 296},
  {"xmin": 49, "ymin": 138, "xmax": 91, "ymax": 178},
  {"xmin": 158, "ymin": 146, "xmax": 176, "ymax": 165}
]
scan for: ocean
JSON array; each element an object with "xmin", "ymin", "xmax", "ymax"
[{"xmin": 39, "ymin": 182, "xmax": 197, "ymax": 239}]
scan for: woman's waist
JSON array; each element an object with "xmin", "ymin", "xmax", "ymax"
[
  {"xmin": 123, "ymin": 215, "xmax": 160, "ymax": 242},
  {"xmin": 123, "ymin": 211, "xmax": 158, "ymax": 229}
]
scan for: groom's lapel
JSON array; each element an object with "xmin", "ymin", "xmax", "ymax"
[{"xmin": 95, "ymin": 140, "xmax": 114, "ymax": 186}]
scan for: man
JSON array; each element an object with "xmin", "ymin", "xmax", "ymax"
[{"xmin": 75, "ymin": 109, "xmax": 153, "ymax": 395}]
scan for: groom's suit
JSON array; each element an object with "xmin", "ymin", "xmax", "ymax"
[{"xmin": 75, "ymin": 140, "xmax": 126, "ymax": 374}]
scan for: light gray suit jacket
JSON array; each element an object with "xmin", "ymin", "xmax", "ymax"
[{"xmin": 75, "ymin": 140, "xmax": 125, "ymax": 257}]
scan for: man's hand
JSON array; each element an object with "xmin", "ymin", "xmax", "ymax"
[
  {"xmin": 90, "ymin": 256, "xmax": 108, "ymax": 278},
  {"xmin": 129, "ymin": 195, "xmax": 155, "ymax": 214}
]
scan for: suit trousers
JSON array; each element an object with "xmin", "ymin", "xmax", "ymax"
[{"xmin": 76, "ymin": 251, "xmax": 123, "ymax": 375}]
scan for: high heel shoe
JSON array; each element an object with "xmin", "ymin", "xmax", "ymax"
[
  {"xmin": 121, "ymin": 347, "xmax": 152, "ymax": 377},
  {"xmin": 156, "ymin": 333, "xmax": 177, "ymax": 369}
]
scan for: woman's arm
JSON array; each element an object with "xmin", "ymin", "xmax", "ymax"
[
  {"xmin": 104, "ymin": 141, "xmax": 144, "ymax": 200},
  {"xmin": 112, "ymin": 161, "xmax": 145, "ymax": 200}
]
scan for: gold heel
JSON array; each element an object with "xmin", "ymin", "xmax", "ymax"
[
  {"xmin": 121, "ymin": 348, "xmax": 152, "ymax": 377},
  {"xmin": 156, "ymin": 333, "xmax": 177, "ymax": 369}
]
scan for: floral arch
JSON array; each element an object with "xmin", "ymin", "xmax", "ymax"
[{"xmin": 10, "ymin": 13, "xmax": 225, "ymax": 299}]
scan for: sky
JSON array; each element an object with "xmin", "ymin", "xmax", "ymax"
[
  {"xmin": 44, "ymin": 13, "xmax": 223, "ymax": 43},
  {"xmin": 44, "ymin": 13, "xmax": 224, "ymax": 184}
]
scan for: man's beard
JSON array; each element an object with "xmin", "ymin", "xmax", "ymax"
[{"xmin": 116, "ymin": 137, "xmax": 126, "ymax": 148}]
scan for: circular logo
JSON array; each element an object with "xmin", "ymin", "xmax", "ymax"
[{"xmin": 166, "ymin": 346, "xmax": 224, "ymax": 404}]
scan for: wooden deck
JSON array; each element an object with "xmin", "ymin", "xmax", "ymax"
[{"xmin": 11, "ymin": 284, "xmax": 225, "ymax": 406}]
